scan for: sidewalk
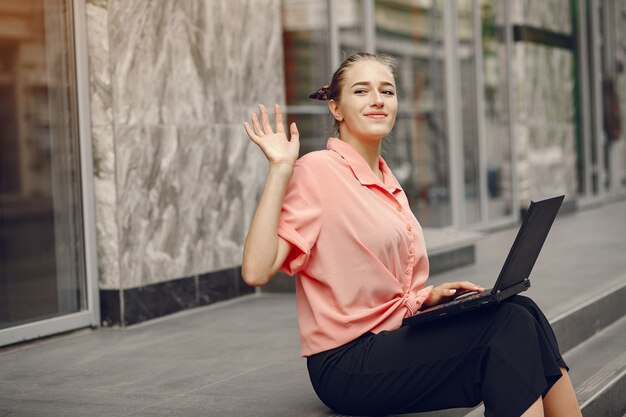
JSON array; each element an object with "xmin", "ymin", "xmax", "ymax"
[{"xmin": 1, "ymin": 200, "xmax": 625, "ymax": 417}]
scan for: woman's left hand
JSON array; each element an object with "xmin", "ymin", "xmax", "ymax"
[{"xmin": 421, "ymin": 281, "xmax": 485, "ymax": 309}]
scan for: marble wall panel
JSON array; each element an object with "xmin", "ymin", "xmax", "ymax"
[
  {"xmin": 108, "ymin": 0, "xmax": 178, "ymax": 126},
  {"xmin": 177, "ymin": 125, "xmax": 267, "ymax": 276},
  {"xmin": 115, "ymin": 125, "xmax": 190, "ymax": 288},
  {"xmin": 86, "ymin": 0, "xmax": 120, "ymax": 289},
  {"xmin": 91, "ymin": 124, "xmax": 120, "ymax": 289},
  {"xmin": 88, "ymin": 0, "xmax": 284, "ymax": 288},
  {"xmin": 114, "ymin": 123, "xmax": 266, "ymax": 287},
  {"xmin": 109, "ymin": 0, "xmax": 284, "ymax": 127},
  {"xmin": 511, "ymin": 0, "xmax": 572, "ymax": 34},
  {"xmin": 85, "ymin": 0, "xmax": 112, "ymax": 127}
]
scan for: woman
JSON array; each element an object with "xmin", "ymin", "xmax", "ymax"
[{"xmin": 241, "ymin": 52, "xmax": 581, "ymax": 417}]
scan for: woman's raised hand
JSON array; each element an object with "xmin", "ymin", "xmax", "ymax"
[{"xmin": 243, "ymin": 104, "xmax": 300, "ymax": 168}]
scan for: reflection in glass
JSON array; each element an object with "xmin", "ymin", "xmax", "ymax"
[
  {"xmin": 338, "ymin": 0, "xmax": 365, "ymax": 58},
  {"xmin": 282, "ymin": 0, "xmax": 333, "ymax": 156},
  {"xmin": 480, "ymin": 0, "xmax": 513, "ymax": 219},
  {"xmin": 288, "ymin": 112, "xmax": 335, "ymax": 155},
  {"xmin": 457, "ymin": 0, "xmax": 481, "ymax": 225},
  {"xmin": 0, "ymin": 0, "xmax": 86, "ymax": 329},
  {"xmin": 375, "ymin": 0, "xmax": 451, "ymax": 227},
  {"xmin": 282, "ymin": 1, "xmax": 331, "ymax": 107}
]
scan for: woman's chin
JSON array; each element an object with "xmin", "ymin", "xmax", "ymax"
[
  {"xmin": 344, "ymin": 126, "xmax": 393, "ymax": 141},
  {"xmin": 364, "ymin": 129, "xmax": 393, "ymax": 140}
]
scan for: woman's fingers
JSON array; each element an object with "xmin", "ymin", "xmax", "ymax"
[
  {"xmin": 243, "ymin": 121, "xmax": 260, "ymax": 143},
  {"xmin": 462, "ymin": 281, "xmax": 484, "ymax": 291},
  {"xmin": 259, "ymin": 104, "xmax": 274, "ymax": 135},
  {"xmin": 423, "ymin": 281, "xmax": 485, "ymax": 310},
  {"xmin": 289, "ymin": 122, "xmax": 299, "ymax": 143},
  {"xmin": 274, "ymin": 104, "xmax": 285, "ymax": 133},
  {"xmin": 250, "ymin": 104, "xmax": 283, "ymax": 137},
  {"xmin": 445, "ymin": 281, "xmax": 484, "ymax": 292},
  {"xmin": 439, "ymin": 282, "xmax": 484, "ymax": 298},
  {"xmin": 251, "ymin": 112, "xmax": 263, "ymax": 136}
]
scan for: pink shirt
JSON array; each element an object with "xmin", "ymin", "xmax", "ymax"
[{"xmin": 278, "ymin": 137, "xmax": 432, "ymax": 357}]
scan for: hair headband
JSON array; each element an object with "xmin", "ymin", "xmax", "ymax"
[{"xmin": 309, "ymin": 84, "xmax": 330, "ymax": 101}]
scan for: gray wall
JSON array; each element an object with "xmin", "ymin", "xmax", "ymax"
[{"xmin": 85, "ymin": 0, "xmax": 283, "ymax": 290}]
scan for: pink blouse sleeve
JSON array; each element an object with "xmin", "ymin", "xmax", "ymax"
[{"xmin": 277, "ymin": 162, "xmax": 324, "ymax": 276}]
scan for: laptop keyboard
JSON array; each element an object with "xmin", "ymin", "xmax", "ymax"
[{"xmin": 448, "ymin": 292, "xmax": 484, "ymax": 305}]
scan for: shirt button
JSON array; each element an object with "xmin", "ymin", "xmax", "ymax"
[
  {"xmin": 407, "ymin": 224, "xmax": 413, "ymax": 232},
  {"xmin": 405, "ymin": 269, "xmax": 411, "ymax": 275},
  {"xmin": 397, "ymin": 206, "xmax": 403, "ymax": 212},
  {"xmin": 409, "ymin": 246, "xmax": 415, "ymax": 254}
]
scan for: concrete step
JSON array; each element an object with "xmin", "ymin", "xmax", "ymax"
[
  {"xmin": 550, "ymin": 277, "xmax": 626, "ymax": 354},
  {"xmin": 422, "ymin": 228, "xmax": 482, "ymax": 275},
  {"xmin": 568, "ymin": 315, "xmax": 626, "ymax": 417}
]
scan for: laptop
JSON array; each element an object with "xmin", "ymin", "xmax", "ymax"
[{"xmin": 402, "ymin": 194, "xmax": 565, "ymax": 327}]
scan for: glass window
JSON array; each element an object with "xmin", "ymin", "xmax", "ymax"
[
  {"xmin": 375, "ymin": 0, "xmax": 451, "ymax": 227},
  {"xmin": 338, "ymin": 0, "xmax": 366, "ymax": 57},
  {"xmin": 283, "ymin": 1, "xmax": 331, "ymax": 107},
  {"xmin": 282, "ymin": 0, "xmax": 333, "ymax": 154},
  {"xmin": 0, "ymin": 0, "xmax": 87, "ymax": 329},
  {"xmin": 480, "ymin": 0, "xmax": 514, "ymax": 220},
  {"xmin": 457, "ymin": 0, "xmax": 481, "ymax": 225}
]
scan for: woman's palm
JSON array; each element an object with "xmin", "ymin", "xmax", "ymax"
[{"xmin": 243, "ymin": 104, "xmax": 300, "ymax": 167}]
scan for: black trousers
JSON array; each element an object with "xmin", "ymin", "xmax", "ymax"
[{"xmin": 307, "ymin": 296, "xmax": 569, "ymax": 417}]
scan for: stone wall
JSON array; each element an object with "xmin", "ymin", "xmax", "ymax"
[{"xmin": 84, "ymin": 0, "xmax": 284, "ymax": 324}]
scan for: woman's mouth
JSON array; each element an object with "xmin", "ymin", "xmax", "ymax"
[{"xmin": 365, "ymin": 113, "xmax": 387, "ymax": 119}]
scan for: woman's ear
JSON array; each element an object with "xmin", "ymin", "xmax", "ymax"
[{"xmin": 328, "ymin": 99, "xmax": 343, "ymax": 122}]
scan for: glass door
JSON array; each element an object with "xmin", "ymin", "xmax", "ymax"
[
  {"xmin": 575, "ymin": 0, "xmax": 625, "ymax": 205},
  {"xmin": 0, "ymin": 0, "xmax": 96, "ymax": 346}
]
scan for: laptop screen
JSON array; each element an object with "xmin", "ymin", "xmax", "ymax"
[{"xmin": 491, "ymin": 194, "xmax": 565, "ymax": 292}]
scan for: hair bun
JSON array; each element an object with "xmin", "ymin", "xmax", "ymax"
[{"xmin": 309, "ymin": 84, "xmax": 330, "ymax": 101}]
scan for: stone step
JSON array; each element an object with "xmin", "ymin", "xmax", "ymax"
[
  {"xmin": 568, "ymin": 315, "xmax": 626, "ymax": 417},
  {"xmin": 550, "ymin": 278, "xmax": 626, "ymax": 353},
  {"xmin": 422, "ymin": 228, "xmax": 481, "ymax": 275}
]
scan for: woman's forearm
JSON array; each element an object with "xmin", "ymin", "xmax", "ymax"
[{"xmin": 241, "ymin": 163, "xmax": 294, "ymax": 285}]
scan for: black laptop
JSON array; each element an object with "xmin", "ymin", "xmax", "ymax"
[{"xmin": 402, "ymin": 194, "xmax": 565, "ymax": 327}]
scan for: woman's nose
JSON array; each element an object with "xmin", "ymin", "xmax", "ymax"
[{"xmin": 371, "ymin": 91, "xmax": 383, "ymax": 106}]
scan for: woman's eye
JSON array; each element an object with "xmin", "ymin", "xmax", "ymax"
[
  {"xmin": 354, "ymin": 89, "xmax": 367, "ymax": 94},
  {"xmin": 382, "ymin": 90, "xmax": 395, "ymax": 96}
]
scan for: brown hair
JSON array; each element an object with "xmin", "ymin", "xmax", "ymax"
[{"xmin": 311, "ymin": 52, "xmax": 399, "ymax": 136}]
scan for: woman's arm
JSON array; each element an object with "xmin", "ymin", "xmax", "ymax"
[
  {"xmin": 242, "ymin": 165, "xmax": 294, "ymax": 286},
  {"xmin": 241, "ymin": 104, "xmax": 300, "ymax": 286}
]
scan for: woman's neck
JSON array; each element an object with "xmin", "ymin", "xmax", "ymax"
[{"xmin": 338, "ymin": 131, "xmax": 383, "ymax": 178}]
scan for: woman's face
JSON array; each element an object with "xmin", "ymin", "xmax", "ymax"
[{"xmin": 330, "ymin": 60, "xmax": 398, "ymax": 142}]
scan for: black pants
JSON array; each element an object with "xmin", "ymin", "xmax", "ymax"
[{"xmin": 307, "ymin": 296, "xmax": 569, "ymax": 417}]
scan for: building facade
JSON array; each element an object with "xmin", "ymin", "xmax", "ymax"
[{"xmin": 1, "ymin": 0, "xmax": 625, "ymax": 346}]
